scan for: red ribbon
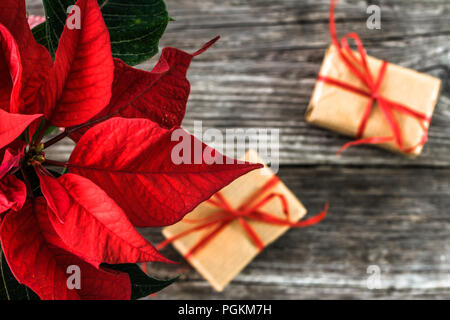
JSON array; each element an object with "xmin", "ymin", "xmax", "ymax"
[
  {"xmin": 157, "ymin": 176, "xmax": 328, "ymax": 259},
  {"xmin": 320, "ymin": 0, "xmax": 431, "ymax": 155}
]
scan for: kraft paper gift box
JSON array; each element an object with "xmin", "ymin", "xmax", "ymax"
[
  {"xmin": 306, "ymin": 45, "xmax": 442, "ymax": 156},
  {"xmin": 161, "ymin": 150, "xmax": 308, "ymax": 292}
]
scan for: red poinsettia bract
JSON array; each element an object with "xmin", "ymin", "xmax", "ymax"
[{"xmin": 0, "ymin": 0, "xmax": 261, "ymax": 300}]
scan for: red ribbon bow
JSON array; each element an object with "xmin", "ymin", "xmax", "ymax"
[
  {"xmin": 157, "ymin": 176, "xmax": 328, "ymax": 259},
  {"xmin": 319, "ymin": 0, "xmax": 431, "ymax": 155}
]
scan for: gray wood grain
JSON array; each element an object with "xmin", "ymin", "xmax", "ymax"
[{"xmin": 25, "ymin": 0, "xmax": 450, "ymax": 300}]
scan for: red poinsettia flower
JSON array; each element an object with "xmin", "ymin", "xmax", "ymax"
[{"xmin": 0, "ymin": 0, "xmax": 260, "ymax": 300}]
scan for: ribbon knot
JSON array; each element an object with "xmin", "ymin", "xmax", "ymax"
[
  {"xmin": 319, "ymin": 0, "xmax": 431, "ymax": 155},
  {"xmin": 158, "ymin": 176, "xmax": 328, "ymax": 259}
]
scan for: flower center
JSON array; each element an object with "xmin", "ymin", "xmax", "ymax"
[{"xmin": 24, "ymin": 143, "xmax": 46, "ymax": 166}]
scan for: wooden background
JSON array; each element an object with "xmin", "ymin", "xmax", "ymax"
[{"xmin": 27, "ymin": 0, "xmax": 450, "ymax": 299}]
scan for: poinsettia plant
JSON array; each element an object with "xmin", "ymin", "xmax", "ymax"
[{"xmin": 0, "ymin": 0, "xmax": 260, "ymax": 300}]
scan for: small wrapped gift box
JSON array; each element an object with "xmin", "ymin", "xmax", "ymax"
[
  {"xmin": 306, "ymin": 2, "xmax": 442, "ymax": 156},
  {"xmin": 160, "ymin": 150, "xmax": 326, "ymax": 291}
]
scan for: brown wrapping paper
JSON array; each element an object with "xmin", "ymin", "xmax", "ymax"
[
  {"xmin": 162, "ymin": 150, "xmax": 307, "ymax": 291},
  {"xmin": 306, "ymin": 45, "xmax": 441, "ymax": 156}
]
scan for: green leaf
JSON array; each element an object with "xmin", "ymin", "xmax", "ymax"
[
  {"xmin": 31, "ymin": 22, "xmax": 50, "ymax": 49},
  {"xmin": 41, "ymin": 0, "xmax": 169, "ymax": 65},
  {"xmin": 104, "ymin": 263, "xmax": 178, "ymax": 300},
  {"xmin": 0, "ymin": 248, "xmax": 40, "ymax": 300}
]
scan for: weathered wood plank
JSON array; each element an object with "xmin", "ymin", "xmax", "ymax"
[
  {"xmin": 26, "ymin": 0, "xmax": 44, "ymax": 15},
  {"xmin": 141, "ymin": 166, "xmax": 450, "ymax": 299}
]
